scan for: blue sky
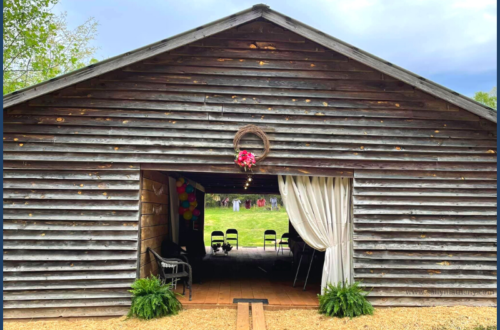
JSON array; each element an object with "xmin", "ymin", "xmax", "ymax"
[{"xmin": 56, "ymin": 0, "xmax": 497, "ymax": 97}]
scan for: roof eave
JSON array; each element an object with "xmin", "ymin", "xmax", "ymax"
[
  {"xmin": 2, "ymin": 5, "xmax": 266, "ymax": 109},
  {"xmin": 262, "ymin": 8, "xmax": 497, "ymax": 123}
]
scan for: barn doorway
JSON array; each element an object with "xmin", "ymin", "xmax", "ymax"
[{"xmin": 163, "ymin": 171, "xmax": 324, "ymax": 307}]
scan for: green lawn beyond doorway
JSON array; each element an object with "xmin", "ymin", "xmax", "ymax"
[{"xmin": 204, "ymin": 206, "xmax": 289, "ymax": 247}]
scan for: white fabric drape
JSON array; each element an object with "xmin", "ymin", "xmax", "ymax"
[{"xmin": 278, "ymin": 175, "xmax": 353, "ymax": 292}]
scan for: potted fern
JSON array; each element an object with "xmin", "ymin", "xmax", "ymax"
[
  {"xmin": 318, "ymin": 281, "xmax": 374, "ymax": 318},
  {"xmin": 128, "ymin": 275, "xmax": 182, "ymax": 320}
]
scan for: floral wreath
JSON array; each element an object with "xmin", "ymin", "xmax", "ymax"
[{"xmin": 233, "ymin": 125, "xmax": 270, "ymax": 171}]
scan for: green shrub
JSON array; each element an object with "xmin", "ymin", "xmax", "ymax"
[
  {"xmin": 127, "ymin": 275, "xmax": 182, "ymax": 320},
  {"xmin": 318, "ymin": 281, "xmax": 374, "ymax": 318}
]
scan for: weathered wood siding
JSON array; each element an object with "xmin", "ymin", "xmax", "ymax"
[
  {"xmin": 2, "ymin": 164, "xmax": 140, "ymax": 319},
  {"xmin": 3, "ymin": 19, "xmax": 497, "ymax": 316},
  {"xmin": 139, "ymin": 170, "xmax": 169, "ymax": 278}
]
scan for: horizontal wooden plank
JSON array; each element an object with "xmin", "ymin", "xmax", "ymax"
[
  {"xmin": 191, "ymin": 38, "xmax": 329, "ymax": 53},
  {"xmin": 4, "ymin": 289, "xmax": 131, "ymax": 301},
  {"xmin": 2, "ymin": 160, "xmax": 140, "ymax": 170},
  {"xmin": 141, "ymin": 214, "xmax": 168, "ymax": 227},
  {"xmin": 3, "ymin": 298, "xmax": 132, "ymax": 309},
  {"xmin": 5, "ymin": 125, "xmax": 497, "ymax": 148},
  {"xmin": 116, "ymin": 72, "xmax": 417, "ymax": 92},
  {"xmin": 3, "ymin": 220, "xmax": 139, "ymax": 231},
  {"xmin": 354, "ymin": 179, "xmax": 497, "ymax": 189},
  {"xmin": 141, "ymin": 225, "xmax": 168, "ymax": 240},
  {"xmin": 353, "ymin": 241, "xmax": 497, "ymax": 251},
  {"xmin": 141, "ymin": 202, "xmax": 168, "ymax": 215},
  {"xmin": 354, "ymin": 224, "xmax": 497, "ymax": 234},
  {"xmin": 3, "ymin": 250, "xmax": 137, "ymax": 261},
  {"xmin": 354, "ymin": 259, "xmax": 496, "ymax": 270},
  {"xmin": 354, "ymin": 170, "xmax": 497, "ymax": 180},
  {"xmin": 141, "ymin": 189, "xmax": 168, "ymax": 204},
  {"xmin": 353, "ymin": 215, "xmax": 497, "ymax": 226},
  {"xmin": 366, "ymin": 288, "xmax": 496, "ymax": 298},
  {"xmin": 353, "ymin": 250, "xmax": 497, "ymax": 261},
  {"xmin": 353, "ymin": 196, "xmax": 497, "ymax": 207},
  {"xmin": 124, "ymin": 64, "xmax": 387, "ymax": 81},
  {"xmin": 3, "ymin": 170, "xmax": 140, "ymax": 180},
  {"xmin": 4, "ymin": 178, "xmax": 140, "ymax": 190},
  {"xmin": 3, "ymin": 189, "xmax": 140, "ymax": 200},
  {"xmin": 369, "ymin": 297, "xmax": 496, "ymax": 307},
  {"xmin": 357, "ymin": 278, "xmax": 497, "ymax": 289},
  {"xmin": 4, "ymin": 199, "xmax": 139, "ymax": 210},
  {"xmin": 15, "ymin": 101, "xmax": 480, "ymax": 122},
  {"xmin": 7, "ymin": 143, "xmax": 497, "ymax": 163},
  {"xmin": 164, "ymin": 46, "xmax": 347, "ymax": 61},
  {"xmin": 353, "ymin": 206, "xmax": 497, "ymax": 216},
  {"xmin": 4, "ymin": 230, "xmax": 138, "ymax": 241},
  {"xmin": 4, "ymin": 153, "xmax": 497, "ymax": 172},
  {"xmin": 3, "ymin": 306, "xmax": 129, "ymax": 318},
  {"xmin": 4, "ymin": 270, "xmax": 136, "ymax": 281},
  {"xmin": 4, "ymin": 209, "xmax": 139, "ymax": 221},
  {"xmin": 142, "ymin": 171, "xmax": 170, "ymax": 184},
  {"xmin": 5, "ymin": 134, "xmax": 497, "ymax": 155},
  {"xmin": 4, "ymin": 260, "xmax": 137, "ymax": 272},
  {"xmin": 4, "ymin": 240, "xmax": 138, "ymax": 251},
  {"xmin": 77, "ymin": 81, "xmax": 447, "ymax": 104},
  {"xmin": 355, "ymin": 268, "xmax": 496, "ymax": 280},
  {"xmin": 353, "ymin": 188, "xmax": 497, "ymax": 197},
  {"xmin": 4, "ymin": 279, "xmax": 135, "ymax": 291},
  {"xmin": 6, "ymin": 116, "xmax": 494, "ymax": 139},
  {"xmin": 353, "ymin": 232, "xmax": 496, "ymax": 242}
]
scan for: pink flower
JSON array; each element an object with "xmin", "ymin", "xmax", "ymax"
[
  {"xmin": 238, "ymin": 156, "xmax": 243, "ymax": 161},
  {"xmin": 242, "ymin": 150, "xmax": 247, "ymax": 155}
]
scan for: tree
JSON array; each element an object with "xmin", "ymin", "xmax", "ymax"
[
  {"xmin": 3, "ymin": 0, "xmax": 99, "ymax": 94},
  {"xmin": 473, "ymin": 87, "xmax": 497, "ymax": 110}
]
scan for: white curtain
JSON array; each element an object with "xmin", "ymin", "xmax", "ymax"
[{"xmin": 278, "ymin": 175, "xmax": 353, "ymax": 292}]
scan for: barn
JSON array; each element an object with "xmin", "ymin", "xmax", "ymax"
[{"xmin": 3, "ymin": 4, "xmax": 497, "ymax": 319}]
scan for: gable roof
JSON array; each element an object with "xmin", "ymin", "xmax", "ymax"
[{"xmin": 3, "ymin": 4, "xmax": 497, "ymax": 123}]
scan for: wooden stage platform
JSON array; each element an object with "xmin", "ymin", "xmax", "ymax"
[{"xmin": 175, "ymin": 247, "xmax": 321, "ymax": 308}]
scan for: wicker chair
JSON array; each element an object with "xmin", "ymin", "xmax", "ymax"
[{"xmin": 147, "ymin": 247, "xmax": 192, "ymax": 300}]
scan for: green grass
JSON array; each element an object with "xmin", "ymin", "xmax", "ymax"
[{"xmin": 204, "ymin": 206, "xmax": 289, "ymax": 247}]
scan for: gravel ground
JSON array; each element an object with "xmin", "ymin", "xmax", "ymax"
[
  {"xmin": 4, "ymin": 306, "xmax": 496, "ymax": 330},
  {"xmin": 265, "ymin": 307, "xmax": 497, "ymax": 330},
  {"xmin": 4, "ymin": 309, "xmax": 237, "ymax": 330}
]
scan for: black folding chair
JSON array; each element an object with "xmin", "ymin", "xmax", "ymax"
[
  {"xmin": 263, "ymin": 230, "xmax": 277, "ymax": 251},
  {"xmin": 277, "ymin": 233, "xmax": 290, "ymax": 255},
  {"xmin": 292, "ymin": 243, "xmax": 322, "ymax": 291},
  {"xmin": 226, "ymin": 229, "xmax": 238, "ymax": 250},
  {"xmin": 211, "ymin": 231, "xmax": 225, "ymax": 254},
  {"xmin": 147, "ymin": 247, "xmax": 192, "ymax": 300}
]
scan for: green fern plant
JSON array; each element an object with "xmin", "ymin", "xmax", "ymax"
[
  {"xmin": 318, "ymin": 281, "xmax": 374, "ymax": 318},
  {"xmin": 127, "ymin": 275, "xmax": 182, "ymax": 320}
]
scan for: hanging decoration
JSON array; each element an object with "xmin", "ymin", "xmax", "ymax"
[
  {"xmin": 233, "ymin": 125, "xmax": 270, "ymax": 171},
  {"xmin": 174, "ymin": 177, "xmax": 202, "ymax": 226}
]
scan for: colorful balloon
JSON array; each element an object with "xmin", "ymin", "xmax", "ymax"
[
  {"xmin": 176, "ymin": 180, "xmax": 183, "ymax": 187},
  {"xmin": 178, "ymin": 178, "xmax": 185, "ymax": 184},
  {"xmin": 189, "ymin": 205, "xmax": 196, "ymax": 211},
  {"xmin": 183, "ymin": 210, "xmax": 193, "ymax": 220},
  {"xmin": 187, "ymin": 193, "xmax": 196, "ymax": 202},
  {"xmin": 190, "ymin": 200, "xmax": 198, "ymax": 207},
  {"xmin": 178, "ymin": 206, "xmax": 187, "ymax": 215},
  {"xmin": 181, "ymin": 200, "xmax": 190, "ymax": 208},
  {"xmin": 176, "ymin": 186, "xmax": 185, "ymax": 194},
  {"xmin": 192, "ymin": 215, "xmax": 198, "ymax": 221},
  {"xmin": 192, "ymin": 209, "xmax": 201, "ymax": 216},
  {"xmin": 179, "ymin": 192, "xmax": 188, "ymax": 201},
  {"xmin": 185, "ymin": 185, "xmax": 194, "ymax": 193}
]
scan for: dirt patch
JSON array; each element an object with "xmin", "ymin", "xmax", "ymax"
[
  {"xmin": 4, "ymin": 309, "xmax": 237, "ymax": 330},
  {"xmin": 265, "ymin": 307, "xmax": 497, "ymax": 330}
]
